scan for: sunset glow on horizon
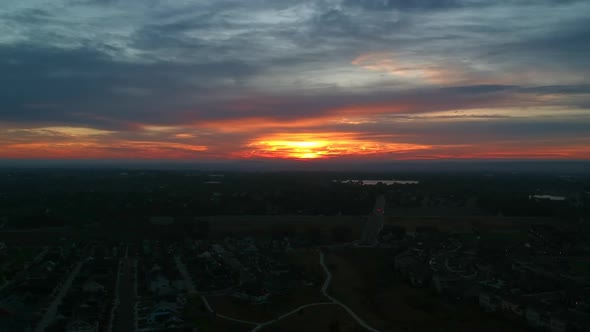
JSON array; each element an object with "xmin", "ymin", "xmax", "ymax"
[
  {"xmin": 0, "ymin": 1, "xmax": 589, "ymax": 162},
  {"xmin": 244, "ymin": 133, "xmax": 432, "ymax": 159}
]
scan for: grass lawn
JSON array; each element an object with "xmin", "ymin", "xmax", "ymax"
[{"xmin": 207, "ymin": 284, "xmax": 325, "ymax": 323}]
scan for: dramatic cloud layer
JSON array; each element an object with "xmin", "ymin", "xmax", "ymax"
[{"xmin": 1, "ymin": 0, "xmax": 589, "ymax": 160}]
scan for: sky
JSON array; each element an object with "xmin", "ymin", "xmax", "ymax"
[{"xmin": 1, "ymin": 0, "xmax": 589, "ymax": 161}]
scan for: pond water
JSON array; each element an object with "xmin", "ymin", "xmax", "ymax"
[{"xmin": 333, "ymin": 179, "xmax": 419, "ymax": 185}]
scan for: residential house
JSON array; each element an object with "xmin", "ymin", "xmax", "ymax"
[
  {"xmin": 150, "ymin": 275, "xmax": 174, "ymax": 296},
  {"xmin": 394, "ymin": 251, "xmax": 430, "ymax": 287},
  {"xmin": 500, "ymin": 293, "xmax": 525, "ymax": 320},
  {"xmin": 148, "ymin": 302, "xmax": 178, "ymax": 324},
  {"xmin": 479, "ymin": 292, "xmax": 500, "ymax": 312},
  {"xmin": 66, "ymin": 319, "xmax": 98, "ymax": 332},
  {"xmin": 82, "ymin": 280, "xmax": 105, "ymax": 294}
]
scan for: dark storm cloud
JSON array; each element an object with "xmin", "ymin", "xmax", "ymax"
[
  {"xmin": 520, "ymin": 85, "xmax": 590, "ymax": 95},
  {"xmin": 0, "ymin": 43, "xmax": 261, "ymax": 129},
  {"xmin": 342, "ymin": 0, "xmax": 468, "ymax": 11},
  {"xmin": 440, "ymin": 85, "xmax": 518, "ymax": 94},
  {"xmin": 1, "ymin": 38, "xmax": 588, "ymax": 131},
  {"xmin": 486, "ymin": 17, "xmax": 590, "ymax": 69},
  {"xmin": 344, "ymin": 0, "xmax": 587, "ymax": 11}
]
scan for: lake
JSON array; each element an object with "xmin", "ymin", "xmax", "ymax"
[{"xmin": 333, "ymin": 179, "xmax": 419, "ymax": 185}]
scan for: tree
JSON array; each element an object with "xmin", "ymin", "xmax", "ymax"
[
  {"xmin": 331, "ymin": 225, "xmax": 353, "ymax": 243},
  {"xmin": 195, "ymin": 219, "xmax": 210, "ymax": 239}
]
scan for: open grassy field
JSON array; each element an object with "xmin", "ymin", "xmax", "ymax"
[
  {"xmin": 202, "ymin": 215, "xmax": 556, "ymax": 240},
  {"xmin": 207, "ymin": 283, "xmax": 326, "ymax": 323},
  {"xmin": 259, "ymin": 303, "xmax": 364, "ymax": 332},
  {"xmin": 561, "ymin": 256, "xmax": 590, "ymax": 277},
  {"xmin": 287, "ymin": 248, "xmax": 325, "ymax": 283},
  {"xmin": 208, "ymin": 316, "xmax": 254, "ymax": 332},
  {"xmin": 325, "ymin": 247, "xmax": 527, "ymax": 332},
  {"xmin": 0, "ymin": 227, "xmax": 73, "ymax": 245},
  {"xmin": 203, "ymin": 215, "xmax": 365, "ymax": 238},
  {"xmin": 188, "ymin": 316, "xmax": 254, "ymax": 332},
  {"xmin": 387, "ymin": 216, "xmax": 554, "ymax": 232},
  {"xmin": 184, "ymin": 295, "xmax": 254, "ymax": 332},
  {"xmin": 0, "ymin": 215, "xmax": 557, "ymax": 246}
]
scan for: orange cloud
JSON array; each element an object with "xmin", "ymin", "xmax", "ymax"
[
  {"xmin": 2, "ymin": 136, "xmax": 588, "ymax": 161},
  {"xmin": 410, "ymin": 143, "xmax": 590, "ymax": 160},
  {"xmin": 0, "ymin": 141, "xmax": 208, "ymax": 159},
  {"xmin": 242, "ymin": 132, "xmax": 432, "ymax": 159},
  {"xmin": 352, "ymin": 52, "xmax": 455, "ymax": 84},
  {"xmin": 194, "ymin": 103, "xmax": 416, "ymax": 134},
  {"xmin": 196, "ymin": 116, "xmax": 337, "ymax": 133}
]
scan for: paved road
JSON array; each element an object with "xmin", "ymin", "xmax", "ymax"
[
  {"xmin": 35, "ymin": 261, "xmax": 84, "ymax": 332},
  {"xmin": 113, "ymin": 256, "xmax": 137, "ymax": 332},
  {"xmin": 360, "ymin": 196, "xmax": 385, "ymax": 245}
]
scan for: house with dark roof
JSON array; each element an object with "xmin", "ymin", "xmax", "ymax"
[{"xmin": 66, "ymin": 319, "xmax": 98, "ymax": 332}]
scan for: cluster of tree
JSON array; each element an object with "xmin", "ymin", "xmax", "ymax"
[{"xmin": 1, "ymin": 171, "xmax": 588, "ymax": 227}]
